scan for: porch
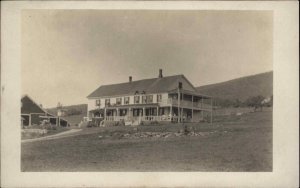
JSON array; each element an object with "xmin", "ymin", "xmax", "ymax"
[{"xmin": 89, "ymin": 106, "xmax": 209, "ymax": 124}]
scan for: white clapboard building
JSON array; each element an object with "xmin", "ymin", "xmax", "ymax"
[{"xmin": 87, "ymin": 69, "xmax": 213, "ymax": 125}]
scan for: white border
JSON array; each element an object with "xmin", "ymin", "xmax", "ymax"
[{"xmin": 1, "ymin": 1, "xmax": 299, "ymax": 187}]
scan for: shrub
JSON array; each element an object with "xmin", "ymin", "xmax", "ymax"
[
  {"xmin": 103, "ymin": 121, "xmax": 120, "ymax": 127},
  {"xmin": 119, "ymin": 120, "xmax": 125, "ymax": 126}
]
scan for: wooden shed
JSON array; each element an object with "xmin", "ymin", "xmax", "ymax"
[{"xmin": 21, "ymin": 95, "xmax": 69, "ymax": 127}]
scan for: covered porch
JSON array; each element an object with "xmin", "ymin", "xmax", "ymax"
[{"xmin": 89, "ymin": 106, "xmax": 209, "ymax": 124}]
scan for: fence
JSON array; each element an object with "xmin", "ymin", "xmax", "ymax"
[{"xmin": 164, "ymin": 98, "xmax": 212, "ymax": 109}]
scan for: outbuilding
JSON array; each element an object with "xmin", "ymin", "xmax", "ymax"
[{"xmin": 21, "ymin": 95, "xmax": 69, "ymax": 127}]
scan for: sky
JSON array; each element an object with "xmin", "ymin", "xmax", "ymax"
[{"xmin": 22, "ymin": 10, "xmax": 273, "ymax": 108}]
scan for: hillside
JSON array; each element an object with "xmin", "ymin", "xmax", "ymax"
[
  {"xmin": 196, "ymin": 71, "xmax": 273, "ymax": 101},
  {"xmin": 46, "ymin": 104, "xmax": 87, "ymax": 125}
]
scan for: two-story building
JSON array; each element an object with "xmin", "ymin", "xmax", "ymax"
[{"xmin": 87, "ymin": 69, "xmax": 212, "ymax": 125}]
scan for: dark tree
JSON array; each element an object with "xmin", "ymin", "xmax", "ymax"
[{"xmin": 245, "ymin": 95, "xmax": 265, "ymax": 111}]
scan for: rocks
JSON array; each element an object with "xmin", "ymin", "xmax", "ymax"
[{"xmin": 98, "ymin": 129, "xmax": 226, "ymax": 140}]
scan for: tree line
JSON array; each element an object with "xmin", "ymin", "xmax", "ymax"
[{"xmin": 214, "ymin": 95, "xmax": 273, "ymax": 108}]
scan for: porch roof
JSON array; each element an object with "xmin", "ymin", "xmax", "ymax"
[
  {"xmin": 106, "ymin": 103, "xmax": 159, "ymax": 109},
  {"xmin": 168, "ymin": 89, "xmax": 211, "ymax": 99},
  {"xmin": 89, "ymin": 104, "xmax": 159, "ymax": 112},
  {"xmin": 89, "ymin": 108, "xmax": 105, "ymax": 113}
]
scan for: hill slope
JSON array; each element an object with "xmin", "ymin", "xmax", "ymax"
[
  {"xmin": 46, "ymin": 104, "xmax": 87, "ymax": 125},
  {"xmin": 196, "ymin": 71, "xmax": 273, "ymax": 101}
]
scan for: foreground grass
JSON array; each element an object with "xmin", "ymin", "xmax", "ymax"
[{"xmin": 21, "ymin": 111, "xmax": 272, "ymax": 171}]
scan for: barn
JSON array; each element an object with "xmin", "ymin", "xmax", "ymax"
[{"xmin": 21, "ymin": 95, "xmax": 69, "ymax": 127}]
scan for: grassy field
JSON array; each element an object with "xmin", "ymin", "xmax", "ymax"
[{"xmin": 21, "ymin": 111, "xmax": 272, "ymax": 172}]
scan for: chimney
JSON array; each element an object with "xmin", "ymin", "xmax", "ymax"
[
  {"xmin": 129, "ymin": 76, "xmax": 132, "ymax": 82},
  {"xmin": 159, "ymin": 69, "xmax": 163, "ymax": 78}
]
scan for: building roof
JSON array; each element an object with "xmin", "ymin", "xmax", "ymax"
[
  {"xmin": 87, "ymin": 75, "xmax": 198, "ymax": 98},
  {"xmin": 21, "ymin": 95, "xmax": 47, "ymax": 114},
  {"xmin": 21, "ymin": 95, "xmax": 69, "ymax": 124}
]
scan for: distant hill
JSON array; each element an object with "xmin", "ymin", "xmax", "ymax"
[
  {"xmin": 196, "ymin": 71, "xmax": 273, "ymax": 101},
  {"xmin": 46, "ymin": 104, "xmax": 87, "ymax": 125}
]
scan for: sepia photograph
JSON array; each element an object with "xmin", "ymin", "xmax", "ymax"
[
  {"xmin": 20, "ymin": 9, "xmax": 273, "ymax": 172},
  {"xmin": 1, "ymin": 1, "xmax": 298, "ymax": 187}
]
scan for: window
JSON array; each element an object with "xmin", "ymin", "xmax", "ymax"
[
  {"xmin": 95, "ymin": 99, "xmax": 101, "ymax": 106},
  {"xmin": 147, "ymin": 95, "xmax": 153, "ymax": 103},
  {"xmin": 142, "ymin": 96, "xmax": 147, "ymax": 104},
  {"xmin": 116, "ymin": 98, "xmax": 122, "ymax": 105},
  {"xmin": 157, "ymin": 94, "xmax": 162, "ymax": 103},
  {"xmin": 124, "ymin": 97, "xmax": 130, "ymax": 104},
  {"xmin": 105, "ymin": 99, "xmax": 110, "ymax": 106},
  {"xmin": 134, "ymin": 96, "xmax": 140, "ymax": 104}
]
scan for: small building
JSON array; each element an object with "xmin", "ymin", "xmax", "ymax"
[
  {"xmin": 21, "ymin": 95, "xmax": 69, "ymax": 127},
  {"xmin": 87, "ymin": 69, "xmax": 213, "ymax": 125}
]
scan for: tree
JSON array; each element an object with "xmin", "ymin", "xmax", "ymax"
[
  {"xmin": 245, "ymin": 95, "xmax": 265, "ymax": 111},
  {"xmin": 233, "ymin": 99, "xmax": 242, "ymax": 108}
]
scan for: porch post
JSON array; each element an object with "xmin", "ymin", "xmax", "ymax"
[
  {"xmin": 29, "ymin": 114, "xmax": 32, "ymax": 126},
  {"xmin": 181, "ymin": 108, "xmax": 183, "ymax": 122},
  {"xmin": 210, "ymin": 98, "xmax": 213, "ymax": 125},
  {"xmin": 128, "ymin": 108, "xmax": 131, "ymax": 117},
  {"xmin": 104, "ymin": 108, "xmax": 107, "ymax": 120},
  {"xmin": 169, "ymin": 105, "xmax": 172, "ymax": 122},
  {"xmin": 178, "ymin": 88, "xmax": 180, "ymax": 123},
  {"xmin": 192, "ymin": 95, "xmax": 194, "ymax": 122},
  {"xmin": 116, "ymin": 108, "xmax": 119, "ymax": 121}
]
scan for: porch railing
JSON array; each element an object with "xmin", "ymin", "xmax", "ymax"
[
  {"xmin": 104, "ymin": 115, "xmax": 176, "ymax": 122},
  {"xmin": 164, "ymin": 98, "xmax": 212, "ymax": 109}
]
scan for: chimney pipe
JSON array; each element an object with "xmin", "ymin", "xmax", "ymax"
[
  {"xmin": 129, "ymin": 76, "xmax": 132, "ymax": 82},
  {"xmin": 159, "ymin": 69, "xmax": 163, "ymax": 78}
]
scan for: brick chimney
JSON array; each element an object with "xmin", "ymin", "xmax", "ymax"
[
  {"xmin": 129, "ymin": 76, "xmax": 132, "ymax": 82},
  {"xmin": 159, "ymin": 69, "xmax": 163, "ymax": 78}
]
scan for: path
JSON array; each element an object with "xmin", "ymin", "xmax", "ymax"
[{"xmin": 22, "ymin": 129, "xmax": 82, "ymax": 143}]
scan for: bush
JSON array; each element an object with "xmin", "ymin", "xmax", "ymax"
[
  {"xmin": 103, "ymin": 121, "xmax": 120, "ymax": 127},
  {"xmin": 42, "ymin": 124, "xmax": 57, "ymax": 130},
  {"xmin": 119, "ymin": 120, "xmax": 125, "ymax": 126}
]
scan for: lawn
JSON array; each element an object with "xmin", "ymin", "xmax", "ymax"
[{"xmin": 21, "ymin": 110, "xmax": 272, "ymax": 172}]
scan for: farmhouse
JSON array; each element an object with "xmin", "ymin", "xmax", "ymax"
[
  {"xmin": 21, "ymin": 95, "xmax": 69, "ymax": 127},
  {"xmin": 87, "ymin": 69, "xmax": 213, "ymax": 125}
]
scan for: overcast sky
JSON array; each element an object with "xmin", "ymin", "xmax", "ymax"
[{"xmin": 22, "ymin": 10, "xmax": 273, "ymax": 108}]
